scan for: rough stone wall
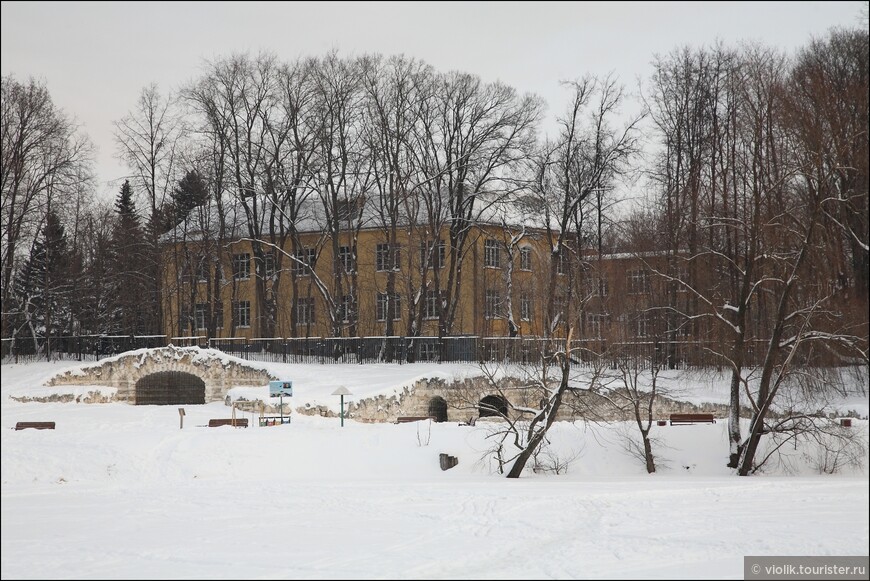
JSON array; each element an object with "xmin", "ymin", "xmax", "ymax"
[
  {"xmin": 46, "ymin": 346, "xmax": 276, "ymax": 403},
  {"xmin": 296, "ymin": 376, "xmax": 737, "ymax": 423},
  {"xmin": 9, "ymin": 391, "xmax": 118, "ymax": 404}
]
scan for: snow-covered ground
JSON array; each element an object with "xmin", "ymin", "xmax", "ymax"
[{"xmin": 2, "ymin": 359, "xmax": 868, "ymax": 579}]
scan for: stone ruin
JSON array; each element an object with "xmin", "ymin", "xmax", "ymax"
[{"xmin": 45, "ymin": 346, "xmax": 276, "ymax": 405}]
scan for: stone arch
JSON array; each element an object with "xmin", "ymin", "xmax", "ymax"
[
  {"xmin": 47, "ymin": 347, "xmax": 277, "ymax": 404},
  {"xmin": 427, "ymin": 396, "xmax": 449, "ymax": 422},
  {"xmin": 135, "ymin": 371, "xmax": 205, "ymax": 405},
  {"xmin": 479, "ymin": 394, "xmax": 508, "ymax": 418}
]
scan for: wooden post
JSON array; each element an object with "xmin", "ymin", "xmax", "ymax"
[{"xmin": 178, "ymin": 407, "xmax": 185, "ymax": 429}]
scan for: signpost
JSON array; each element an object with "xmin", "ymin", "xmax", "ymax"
[
  {"xmin": 269, "ymin": 380, "xmax": 293, "ymax": 425},
  {"xmin": 331, "ymin": 386, "xmax": 352, "ymax": 427}
]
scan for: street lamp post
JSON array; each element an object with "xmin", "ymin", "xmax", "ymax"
[{"xmin": 331, "ymin": 386, "xmax": 352, "ymax": 427}]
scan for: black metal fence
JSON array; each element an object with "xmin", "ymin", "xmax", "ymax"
[
  {"xmin": 2, "ymin": 333, "xmax": 777, "ymax": 369},
  {"xmin": 1, "ymin": 335, "xmax": 168, "ymax": 364}
]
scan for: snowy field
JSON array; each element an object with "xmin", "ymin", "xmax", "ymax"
[{"xmin": 2, "ymin": 359, "xmax": 868, "ymax": 579}]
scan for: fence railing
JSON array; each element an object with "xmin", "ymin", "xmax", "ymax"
[
  {"xmin": 1, "ymin": 334, "xmax": 856, "ymax": 369},
  {"xmin": 1, "ymin": 335, "xmax": 168, "ymax": 364}
]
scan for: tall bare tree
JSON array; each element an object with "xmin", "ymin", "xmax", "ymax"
[
  {"xmin": 311, "ymin": 53, "xmax": 372, "ymax": 338},
  {"xmin": 361, "ymin": 55, "xmax": 430, "ymax": 346},
  {"xmin": 534, "ymin": 76, "xmax": 642, "ymax": 338},
  {"xmin": 1, "ymin": 76, "xmax": 92, "ymax": 341},
  {"xmin": 186, "ymin": 53, "xmax": 283, "ymax": 337},
  {"xmin": 413, "ymin": 71, "xmax": 542, "ymax": 339},
  {"xmin": 114, "ymin": 83, "xmax": 182, "ymax": 334}
]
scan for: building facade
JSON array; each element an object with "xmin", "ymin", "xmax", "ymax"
[
  {"xmin": 163, "ymin": 222, "xmax": 675, "ymax": 340},
  {"xmin": 161, "ymin": 219, "xmax": 865, "ymax": 367}
]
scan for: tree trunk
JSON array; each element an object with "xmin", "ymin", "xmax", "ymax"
[{"xmin": 643, "ymin": 433, "xmax": 656, "ymax": 474}]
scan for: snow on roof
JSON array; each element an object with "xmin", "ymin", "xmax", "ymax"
[{"xmin": 161, "ymin": 191, "xmax": 555, "ymax": 245}]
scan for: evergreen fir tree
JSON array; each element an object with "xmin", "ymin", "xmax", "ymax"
[
  {"xmin": 169, "ymin": 170, "xmax": 209, "ymax": 228},
  {"xmin": 111, "ymin": 180, "xmax": 148, "ymax": 334},
  {"xmin": 11, "ymin": 210, "xmax": 72, "ymax": 348}
]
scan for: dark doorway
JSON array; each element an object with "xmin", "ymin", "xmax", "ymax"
[
  {"xmin": 427, "ymin": 396, "xmax": 449, "ymax": 422},
  {"xmin": 478, "ymin": 394, "xmax": 508, "ymax": 418},
  {"xmin": 135, "ymin": 371, "xmax": 205, "ymax": 405}
]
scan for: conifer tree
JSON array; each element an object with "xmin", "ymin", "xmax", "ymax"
[
  {"xmin": 111, "ymin": 180, "xmax": 148, "ymax": 334},
  {"xmin": 12, "ymin": 209, "xmax": 72, "ymax": 352}
]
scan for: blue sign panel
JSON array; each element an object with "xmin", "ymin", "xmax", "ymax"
[{"xmin": 269, "ymin": 380, "xmax": 293, "ymax": 397}]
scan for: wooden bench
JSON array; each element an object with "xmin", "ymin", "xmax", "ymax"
[
  {"xmin": 669, "ymin": 413, "xmax": 715, "ymax": 425},
  {"xmin": 14, "ymin": 421, "xmax": 56, "ymax": 430},
  {"xmin": 208, "ymin": 418, "xmax": 249, "ymax": 428},
  {"xmin": 395, "ymin": 416, "xmax": 434, "ymax": 423}
]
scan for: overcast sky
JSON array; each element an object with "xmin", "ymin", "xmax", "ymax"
[{"xmin": 2, "ymin": 1, "xmax": 865, "ymax": 202}]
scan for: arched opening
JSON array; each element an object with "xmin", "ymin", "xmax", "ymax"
[
  {"xmin": 135, "ymin": 371, "xmax": 205, "ymax": 405},
  {"xmin": 427, "ymin": 396, "xmax": 448, "ymax": 423},
  {"xmin": 478, "ymin": 394, "xmax": 508, "ymax": 418}
]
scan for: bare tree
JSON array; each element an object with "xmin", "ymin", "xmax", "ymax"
[
  {"xmin": 311, "ymin": 52, "xmax": 373, "ymax": 338},
  {"xmin": 785, "ymin": 27, "xmax": 868, "ymax": 301},
  {"xmin": 469, "ymin": 330, "xmax": 606, "ymax": 478},
  {"xmin": 593, "ymin": 347, "xmax": 666, "ymax": 473},
  {"xmin": 186, "ymin": 52, "xmax": 286, "ymax": 337},
  {"xmin": 413, "ymin": 71, "xmax": 542, "ymax": 339},
  {"xmin": 361, "ymin": 55, "xmax": 430, "ymax": 348},
  {"xmin": 1, "ymin": 76, "xmax": 92, "ymax": 342},
  {"xmin": 533, "ymin": 76, "xmax": 642, "ymax": 338},
  {"xmin": 269, "ymin": 57, "xmax": 321, "ymax": 337},
  {"xmin": 646, "ymin": 42, "xmax": 868, "ymax": 474},
  {"xmin": 114, "ymin": 83, "xmax": 182, "ymax": 335}
]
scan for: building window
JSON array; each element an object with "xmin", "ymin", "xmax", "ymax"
[
  {"xmin": 555, "ymin": 250, "xmax": 567, "ymax": 275},
  {"xmin": 196, "ymin": 256, "xmax": 210, "ymax": 282},
  {"xmin": 376, "ymin": 292, "xmax": 401, "ymax": 321},
  {"xmin": 338, "ymin": 245, "xmax": 355, "ymax": 273},
  {"xmin": 234, "ymin": 300, "xmax": 251, "ymax": 328},
  {"xmin": 484, "ymin": 289, "xmax": 501, "ymax": 319},
  {"xmin": 586, "ymin": 313, "xmax": 608, "ymax": 338},
  {"xmin": 676, "ymin": 319, "xmax": 694, "ymax": 337},
  {"xmin": 627, "ymin": 270, "xmax": 651, "ymax": 294},
  {"xmin": 178, "ymin": 304, "xmax": 190, "ymax": 333},
  {"xmin": 520, "ymin": 247, "xmax": 532, "ymax": 271},
  {"xmin": 633, "ymin": 311, "xmax": 651, "ymax": 337},
  {"xmin": 675, "ymin": 268, "xmax": 689, "ymax": 292},
  {"xmin": 424, "ymin": 289, "xmax": 441, "ymax": 319},
  {"xmin": 420, "ymin": 240, "xmax": 445, "ymax": 270},
  {"xmin": 262, "ymin": 252, "xmax": 276, "ymax": 279},
  {"xmin": 214, "ymin": 301, "xmax": 224, "ymax": 329},
  {"xmin": 338, "ymin": 294, "xmax": 354, "ymax": 323},
  {"xmin": 194, "ymin": 303, "xmax": 208, "ymax": 330},
  {"xmin": 586, "ymin": 276, "xmax": 608, "ymax": 297},
  {"xmin": 484, "ymin": 239, "xmax": 501, "ymax": 268},
  {"xmin": 376, "ymin": 243, "xmax": 401, "ymax": 271},
  {"xmin": 292, "ymin": 248, "xmax": 315, "ymax": 275},
  {"xmin": 520, "ymin": 293, "xmax": 531, "ymax": 321},
  {"xmin": 295, "ymin": 297, "xmax": 315, "ymax": 325},
  {"xmin": 232, "ymin": 253, "xmax": 250, "ymax": 280}
]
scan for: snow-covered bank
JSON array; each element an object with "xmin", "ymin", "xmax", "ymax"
[{"xmin": 2, "ymin": 360, "xmax": 868, "ymax": 579}]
